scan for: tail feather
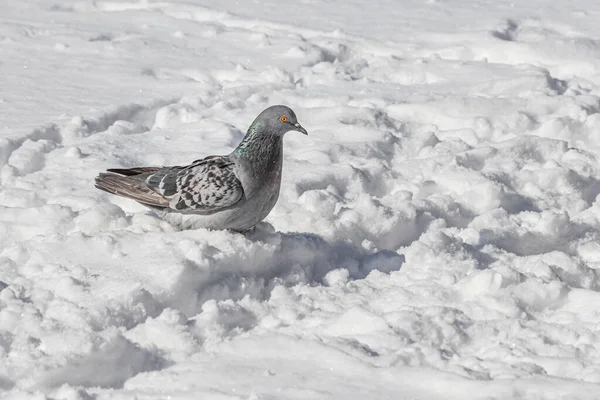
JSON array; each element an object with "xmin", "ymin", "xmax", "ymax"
[
  {"xmin": 107, "ymin": 167, "xmax": 163, "ymax": 176},
  {"xmin": 95, "ymin": 172, "xmax": 169, "ymax": 208}
]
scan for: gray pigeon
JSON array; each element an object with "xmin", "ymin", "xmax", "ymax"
[{"xmin": 95, "ymin": 105, "xmax": 307, "ymax": 231}]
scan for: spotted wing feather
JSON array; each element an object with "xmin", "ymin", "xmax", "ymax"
[{"xmin": 146, "ymin": 156, "xmax": 244, "ymax": 212}]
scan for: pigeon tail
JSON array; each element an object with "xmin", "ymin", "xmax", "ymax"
[{"xmin": 95, "ymin": 172, "xmax": 169, "ymax": 208}]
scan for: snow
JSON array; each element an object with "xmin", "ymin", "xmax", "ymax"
[{"xmin": 2, "ymin": 0, "xmax": 600, "ymax": 398}]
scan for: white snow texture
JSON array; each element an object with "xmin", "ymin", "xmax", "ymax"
[{"xmin": 2, "ymin": 0, "xmax": 600, "ymax": 399}]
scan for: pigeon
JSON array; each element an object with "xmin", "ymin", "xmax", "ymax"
[{"xmin": 95, "ymin": 105, "xmax": 307, "ymax": 231}]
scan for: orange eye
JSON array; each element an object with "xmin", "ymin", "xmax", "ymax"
[{"xmin": 280, "ymin": 116, "xmax": 287, "ymax": 122}]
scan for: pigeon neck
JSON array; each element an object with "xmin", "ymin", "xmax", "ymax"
[{"xmin": 233, "ymin": 126, "xmax": 283, "ymax": 170}]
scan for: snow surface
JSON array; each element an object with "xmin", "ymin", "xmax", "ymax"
[{"xmin": 2, "ymin": 0, "xmax": 600, "ymax": 398}]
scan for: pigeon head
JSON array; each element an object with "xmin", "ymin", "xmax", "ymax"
[{"xmin": 249, "ymin": 105, "xmax": 308, "ymax": 137}]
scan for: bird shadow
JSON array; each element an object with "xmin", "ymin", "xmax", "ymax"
[{"xmin": 164, "ymin": 223, "xmax": 405, "ymax": 317}]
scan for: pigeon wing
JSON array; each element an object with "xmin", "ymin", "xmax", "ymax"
[{"xmin": 145, "ymin": 156, "xmax": 244, "ymax": 212}]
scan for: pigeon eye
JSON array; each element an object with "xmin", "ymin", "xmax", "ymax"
[{"xmin": 280, "ymin": 116, "xmax": 287, "ymax": 123}]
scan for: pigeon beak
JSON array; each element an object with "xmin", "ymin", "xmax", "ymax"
[{"xmin": 294, "ymin": 122, "xmax": 308, "ymax": 135}]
